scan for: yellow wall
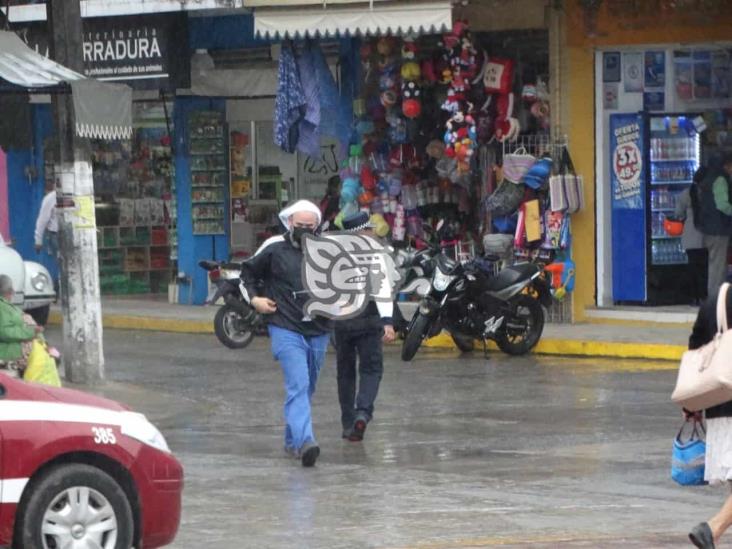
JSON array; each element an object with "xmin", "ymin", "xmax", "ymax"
[{"xmin": 560, "ymin": 0, "xmax": 732, "ymax": 321}]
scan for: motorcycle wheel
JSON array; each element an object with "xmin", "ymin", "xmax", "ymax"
[
  {"xmin": 401, "ymin": 312, "xmax": 432, "ymax": 361},
  {"xmin": 451, "ymin": 332, "xmax": 475, "ymax": 353},
  {"xmin": 214, "ymin": 304, "xmax": 256, "ymax": 349},
  {"xmin": 495, "ymin": 295, "xmax": 544, "ymax": 356}
]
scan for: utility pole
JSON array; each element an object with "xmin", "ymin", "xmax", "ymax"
[{"xmin": 47, "ymin": 0, "xmax": 105, "ymax": 383}]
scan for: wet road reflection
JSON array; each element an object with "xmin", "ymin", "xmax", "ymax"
[{"xmin": 49, "ymin": 327, "xmax": 716, "ymax": 548}]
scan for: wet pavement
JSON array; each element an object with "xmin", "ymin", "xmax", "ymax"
[{"xmin": 48, "ymin": 327, "xmax": 722, "ymax": 548}]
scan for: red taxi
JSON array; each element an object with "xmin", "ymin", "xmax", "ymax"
[{"xmin": 0, "ymin": 373, "xmax": 183, "ymax": 548}]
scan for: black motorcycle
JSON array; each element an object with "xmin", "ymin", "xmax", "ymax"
[
  {"xmin": 401, "ymin": 227, "xmax": 552, "ymax": 361},
  {"xmin": 391, "ymin": 241, "xmax": 436, "ymax": 338},
  {"xmin": 198, "ymin": 260, "xmax": 264, "ymax": 349}
]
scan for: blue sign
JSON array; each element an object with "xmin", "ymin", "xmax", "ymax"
[
  {"xmin": 611, "ymin": 113, "xmax": 647, "ymax": 302},
  {"xmin": 610, "ymin": 114, "xmax": 645, "ymax": 210}
]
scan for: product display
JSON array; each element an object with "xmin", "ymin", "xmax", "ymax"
[
  {"xmin": 190, "ymin": 110, "xmax": 227, "ymax": 235},
  {"xmin": 93, "ymin": 101, "xmax": 176, "ymax": 295}
]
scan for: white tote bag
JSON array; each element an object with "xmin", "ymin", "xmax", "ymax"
[{"xmin": 672, "ymin": 283, "xmax": 732, "ymax": 412}]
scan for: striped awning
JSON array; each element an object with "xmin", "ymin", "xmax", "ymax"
[{"xmin": 253, "ymin": 0, "xmax": 452, "ymax": 39}]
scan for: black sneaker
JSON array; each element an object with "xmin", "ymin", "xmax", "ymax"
[
  {"xmin": 689, "ymin": 522, "xmax": 715, "ymax": 549},
  {"xmin": 342, "ymin": 427, "xmax": 352, "ymax": 439},
  {"xmin": 348, "ymin": 414, "xmax": 368, "ymax": 442},
  {"xmin": 300, "ymin": 442, "xmax": 320, "ymax": 467}
]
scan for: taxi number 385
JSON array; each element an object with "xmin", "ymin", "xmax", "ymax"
[{"xmin": 92, "ymin": 427, "xmax": 117, "ymax": 445}]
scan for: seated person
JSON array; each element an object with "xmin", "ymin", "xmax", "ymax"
[{"xmin": 0, "ymin": 275, "xmax": 42, "ymax": 376}]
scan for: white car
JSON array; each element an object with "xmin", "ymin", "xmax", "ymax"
[{"xmin": 0, "ymin": 236, "xmax": 56, "ymax": 325}]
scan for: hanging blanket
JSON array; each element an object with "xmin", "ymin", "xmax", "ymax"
[
  {"xmin": 274, "ymin": 44, "xmax": 306, "ymax": 154},
  {"xmin": 296, "ymin": 44, "xmax": 321, "ymax": 157}
]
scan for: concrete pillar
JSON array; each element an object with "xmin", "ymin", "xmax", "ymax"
[{"xmin": 49, "ymin": 0, "xmax": 105, "ymax": 383}]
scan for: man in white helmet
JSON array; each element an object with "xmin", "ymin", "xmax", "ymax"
[{"xmin": 240, "ymin": 200, "xmax": 329, "ymax": 467}]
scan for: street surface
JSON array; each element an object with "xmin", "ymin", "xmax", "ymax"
[{"xmin": 47, "ymin": 327, "xmax": 719, "ymax": 548}]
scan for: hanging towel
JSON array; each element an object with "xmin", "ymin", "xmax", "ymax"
[
  {"xmin": 296, "ymin": 44, "xmax": 321, "ymax": 157},
  {"xmin": 274, "ymin": 43, "xmax": 306, "ymax": 154}
]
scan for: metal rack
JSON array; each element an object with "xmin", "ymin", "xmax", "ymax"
[
  {"xmin": 501, "ymin": 134, "xmax": 573, "ymax": 324},
  {"xmin": 502, "ymin": 133, "xmax": 568, "ymax": 161}
]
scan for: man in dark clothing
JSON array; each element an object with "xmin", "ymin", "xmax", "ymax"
[
  {"xmin": 240, "ymin": 200, "xmax": 330, "ymax": 467},
  {"xmin": 334, "ymin": 211, "xmax": 396, "ymax": 441},
  {"xmin": 698, "ymin": 154, "xmax": 732, "ymax": 296}
]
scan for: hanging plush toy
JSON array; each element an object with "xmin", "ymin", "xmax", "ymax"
[
  {"xmin": 402, "ymin": 81, "xmax": 422, "ymax": 119},
  {"xmin": 400, "ymin": 38, "xmax": 421, "ymax": 82},
  {"xmin": 340, "ymin": 177, "xmax": 362, "ymax": 205},
  {"xmin": 443, "ymin": 105, "xmax": 477, "ymax": 174},
  {"xmin": 494, "ymin": 92, "xmax": 520, "ymax": 143}
]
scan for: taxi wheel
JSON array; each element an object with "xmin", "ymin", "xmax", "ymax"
[{"xmin": 15, "ymin": 463, "xmax": 134, "ymax": 549}]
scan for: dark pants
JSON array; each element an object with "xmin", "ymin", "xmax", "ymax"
[
  {"xmin": 687, "ymin": 248, "xmax": 708, "ymax": 302},
  {"xmin": 335, "ymin": 324, "xmax": 384, "ymax": 430}
]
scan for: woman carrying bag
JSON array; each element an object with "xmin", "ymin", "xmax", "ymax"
[{"xmin": 686, "ymin": 282, "xmax": 732, "ymax": 549}]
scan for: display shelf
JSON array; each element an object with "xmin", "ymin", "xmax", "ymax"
[
  {"xmin": 651, "ymin": 235, "xmax": 682, "ymax": 239},
  {"xmin": 651, "ymin": 207, "xmax": 676, "ymax": 212},
  {"xmin": 651, "ymin": 180, "xmax": 692, "ymax": 185},
  {"xmin": 651, "ymin": 157, "xmax": 697, "ymax": 162},
  {"xmin": 191, "ymin": 168, "xmax": 227, "ymax": 173},
  {"xmin": 652, "ymin": 260, "xmax": 688, "ymax": 266}
]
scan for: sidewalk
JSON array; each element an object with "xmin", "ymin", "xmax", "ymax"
[{"xmin": 49, "ymin": 298, "xmax": 691, "ymax": 361}]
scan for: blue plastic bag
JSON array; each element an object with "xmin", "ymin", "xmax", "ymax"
[{"xmin": 671, "ymin": 419, "xmax": 706, "ymax": 486}]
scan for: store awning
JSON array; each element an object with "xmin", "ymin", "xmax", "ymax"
[
  {"xmin": 0, "ymin": 30, "xmax": 83, "ymax": 87},
  {"xmin": 0, "ymin": 31, "xmax": 132, "ymax": 140},
  {"xmin": 253, "ymin": 0, "xmax": 452, "ymax": 39}
]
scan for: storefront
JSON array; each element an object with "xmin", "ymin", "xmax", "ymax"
[
  {"xmin": 163, "ymin": 1, "xmax": 578, "ymax": 311},
  {"xmin": 557, "ymin": 0, "xmax": 732, "ymax": 315},
  {"xmin": 3, "ymin": 11, "xmax": 188, "ymax": 298},
  {"xmin": 5, "ymin": 2, "xmax": 578, "ymax": 313}
]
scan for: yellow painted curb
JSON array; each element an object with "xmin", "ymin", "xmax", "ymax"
[
  {"xmin": 49, "ymin": 311, "xmax": 213, "ymax": 334},
  {"xmin": 422, "ymin": 330, "xmax": 684, "ymax": 361},
  {"xmin": 49, "ymin": 311, "xmax": 685, "ymax": 361}
]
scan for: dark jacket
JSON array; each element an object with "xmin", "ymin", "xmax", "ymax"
[
  {"xmin": 698, "ymin": 168, "xmax": 732, "ymax": 236},
  {"xmin": 240, "ymin": 234, "xmax": 330, "ymax": 337},
  {"xmin": 334, "ymin": 301, "xmax": 392, "ymax": 333},
  {"xmin": 689, "ymin": 286, "xmax": 732, "ymax": 418}
]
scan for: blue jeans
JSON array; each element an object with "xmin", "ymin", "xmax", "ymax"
[{"xmin": 268, "ymin": 325, "xmax": 329, "ymax": 451}]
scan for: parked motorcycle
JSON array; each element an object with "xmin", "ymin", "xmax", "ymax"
[
  {"xmin": 198, "ymin": 260, "xmax": 263, "ymax": 349},
  {"xmin": 400, "ymin": 223, "xmax": 552, "ymax": 361},
  {"xmin": 391, "ymin": 243, "xmax": 435, "ymax": 337}
]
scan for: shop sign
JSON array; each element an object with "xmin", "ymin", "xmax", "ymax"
[
  {"xmin": 611, "ymin": 117, "xmax": 644, "ymax": 209},
  {"xmin": 11, "ymin": 13, "xmax": 189, "ymax": 90}
]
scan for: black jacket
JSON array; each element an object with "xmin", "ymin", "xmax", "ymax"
[
  {"xmin": 689, "ymin": 286, "xmax": 732, "ymax": 418},
  {"xmin": 699, "ymin": 170, "xmax": 732, "ymax": 236},
  {"xmin": 240, "ymin": 234, "xmax": 330, "ymax": 337}
]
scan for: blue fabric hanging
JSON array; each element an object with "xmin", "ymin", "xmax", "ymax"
[
  {"xmin": 274, "ymin": 43, "xmax": 306, "ymax": 154},
  {"xmin": 296, "ymin": 43, "xmax": 321, "ymax": 157},
  {"xmin": 311, "ymin": 44, "xmax": 342, "ymax": 143}
]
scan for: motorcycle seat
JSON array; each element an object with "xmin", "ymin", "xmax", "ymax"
[
  {"xmin": 198, "ymin": 260, "xmax": 220, "ymax": 271},
  {"xmin": 484, "ymin": 262, "xmax": 539, "ymax": 292}
]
